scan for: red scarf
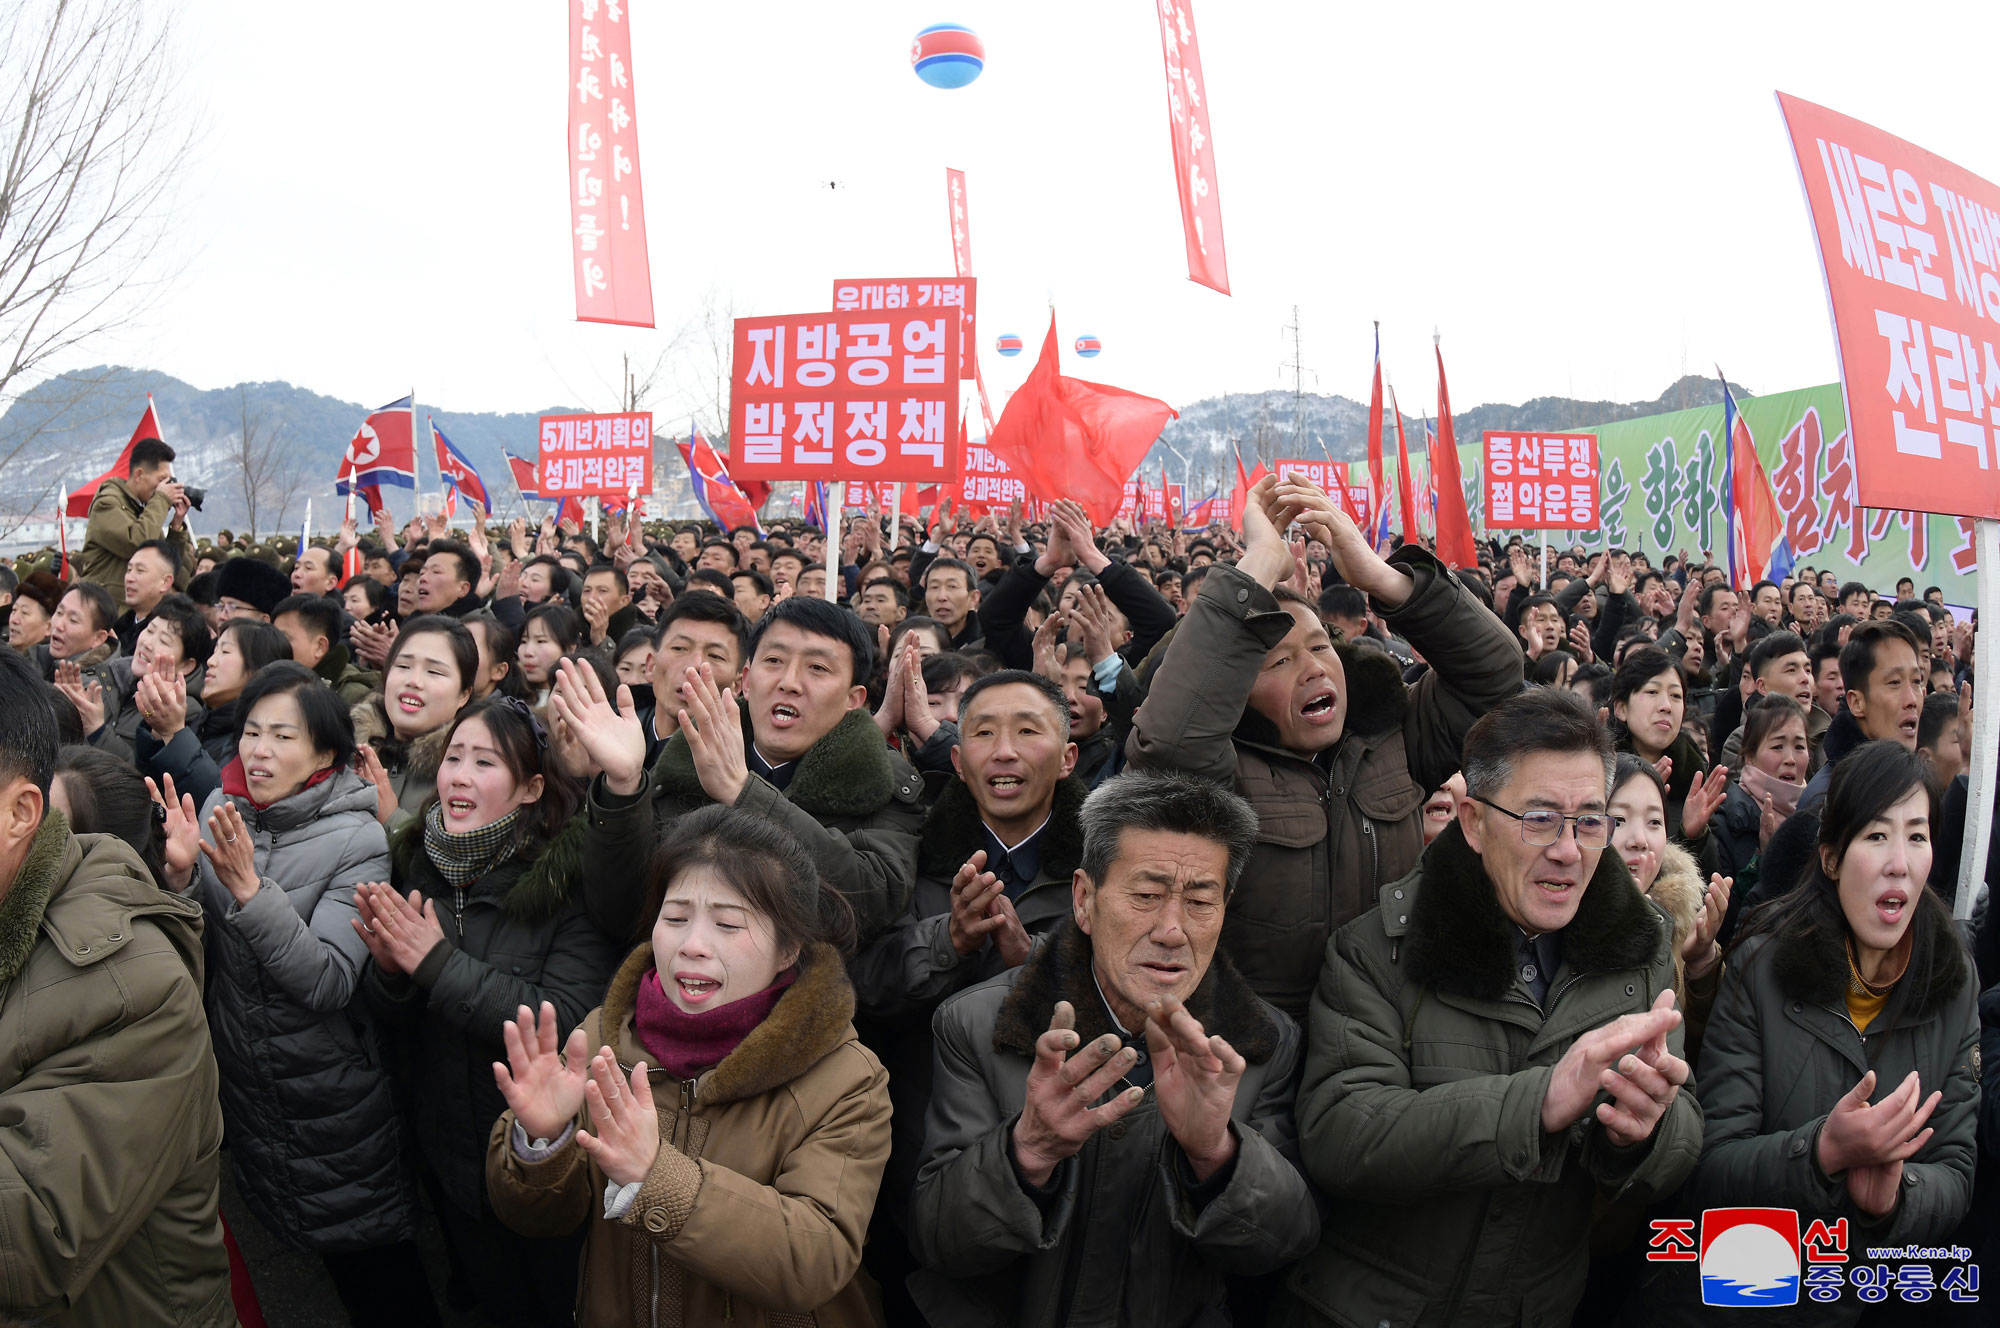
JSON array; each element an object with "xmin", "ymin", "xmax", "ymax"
[
  {"xmin": 634, "ymin": 966, "xmax": 796, "ymax": 1080},
  {"xmin": 218, "ymin": 759, "xmax": 339, "ymax": 811}
]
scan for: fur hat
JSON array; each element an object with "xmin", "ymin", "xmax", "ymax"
[
  {"xmin": 15, "ymin": 569, "xmax": 63, "ymax": 617},
  {"xmin": 214, "ymin": 555, "xmax": 290, "ymax": 617}
]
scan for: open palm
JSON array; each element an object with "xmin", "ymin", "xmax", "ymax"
[{"xmin": 494, "ymin": 1002, "xmax": 591, "ymax": 1142}]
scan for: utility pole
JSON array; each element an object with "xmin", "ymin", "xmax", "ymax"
[{"xmin": 1283, "ymin": 305, "xmax": 1305, "ymax": 452}]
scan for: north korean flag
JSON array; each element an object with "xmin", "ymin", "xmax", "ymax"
[
  {"xmin": 505, "ymin": 451, "xmax": 544, "ymax": 500},
  {"xmin": 431, "ymin": 419, "xmax": 491, "ymax": 516},
  {"xmin": 336, "ymin": 396, "xmax": 417, "ymax": 496}
]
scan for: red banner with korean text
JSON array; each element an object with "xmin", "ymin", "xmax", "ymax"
[
  {"xmin": 1275, "ymin": 458, "xmax": 1371, "ymax": 530},
  {"xmin": 729, "ymin": 310, "xmax": 961, "ymax": 483},
  {"xmin": 833, "ymin": 279, "xmax": 977, "ymax": 381},
  {"xmin": 568, "ymin": 0, "xmax": 652, "ymax": 326},
  {"xmin": 1483, "ymin": 432, "xmax": 1599, "ymax": 530},
  {"xmin": 1776, "ymin": 92, "xmax": 2000, "ymax": 517},
  {"xmin": 944, "ymin": 170, "xmax": 997, "ymax": 436},
  {"xmin": 538, "ymin": 412, "xmax": 654, "ymax": 496},
  {"xmin": 1154, "ymin": 1, "xmax": 1228, "ymax": 294},
  {"xmin": 961, "ymin": 438, "xmax": 1027, "ymax": 508}
]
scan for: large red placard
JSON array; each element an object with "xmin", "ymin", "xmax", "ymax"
[
  {"xmin": 1154, "ymin": 1, "xmax": 1229, "ymax": 294},
  {"xmin": 730, "ymin": 310, "xmax": 961, "ymax": 483},
  {"xmin": 1274, "ymin": 458, "xmax": 1371, "ymax": 529},
  {"xmin": 1483, "ymin": 432, "xmax": 1598, "ymax": 530},
  {"xmin": 832, "ymin": 278, "xmax": 977, "ymax": 380},
  {"xmin": 568, "ymin": 0, "xmax": 652, "ymax": 326},
  {"xmin": 537, "ymin": 412, "xmax": 654, "ymax": 496},
  {"xmin": 1777, "ymin": 93, "xmax": 2000, "ymax": 517}
]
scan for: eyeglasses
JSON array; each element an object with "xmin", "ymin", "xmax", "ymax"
[{"xmin": 1471, "ymin": 796, "xmax": 1620, "ymax": 849}]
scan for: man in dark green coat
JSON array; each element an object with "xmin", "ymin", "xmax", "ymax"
[
  {"xmin": 1282, "ymin": 688, "xmax": 1703, "ymax": 1327},
  {"xmin": 556, "ymin": 595, "xmax": 924, "ymax": 947}
]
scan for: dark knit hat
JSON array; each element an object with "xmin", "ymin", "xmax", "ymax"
[{"xmin": 214, "ymin": 555, "xmax": 290, "ymax": 617}]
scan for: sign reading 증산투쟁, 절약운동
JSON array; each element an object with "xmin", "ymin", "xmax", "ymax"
[{"xmin": 1481, "ymin": 433, "xmax": 1600, "ymax": 532}]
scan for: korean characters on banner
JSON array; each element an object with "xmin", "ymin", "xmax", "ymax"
[
  {"xmin": 1275, "ymin": 458, "xmax": 1372, "ymax": 529},
  {"xmin": 568, "ymin": 0, "xmax": 652, "ymax": 326},
  {"xmin": 1153, "ymin": 1, "xmax": 1228, "ymax": 294},
  {"xmin": 834, "ymin": 278, "xmax": 977, "ymax": 380},
  {"xmin": 538, "ymin": 412, "xmax": 654, "ymax": 496},
  {"xmin": 730, "ymin": 310, "xmax": 962, "ymax": 484},
  {"xmin": 1483, "ymin": 432, "xmax": 1600, "ymax": 530},
  {"xmin": 961, "ymin": 438, "xmax": 1026, "ymax": 508},
  {"xmin": 1776, "ymin": 93, "xmax": 2000, "ymax": 518}
]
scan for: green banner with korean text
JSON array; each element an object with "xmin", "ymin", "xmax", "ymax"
[{"xmin": 1447, "ymin": 384, "xmax": 1979, "ymax": 606}]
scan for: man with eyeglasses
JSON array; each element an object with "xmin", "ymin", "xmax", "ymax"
[
  {"xmin": 911, "ymin": 771, "xmax": 1317, "ymax": 1325},
  {"xmin": 1281, "ymin": 688, "xmax": 1701, "ymax": 1327}
]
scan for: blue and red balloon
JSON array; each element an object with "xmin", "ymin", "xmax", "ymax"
[
  {"xmin": 1074, "ymin": 335, "xmax": 1102, "ymax": 358},
  {"xmin": 911, "ymin": 23, "xmax": 984, "ymax": 89},
  {"xmin": 995, "ymin": 333, "xmax": 1022, "ymax": 356}
]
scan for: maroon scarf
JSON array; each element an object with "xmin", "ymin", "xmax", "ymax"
[{"xmin": 634, "ymin": 967, "xmax": 796, "ymax": 1080}]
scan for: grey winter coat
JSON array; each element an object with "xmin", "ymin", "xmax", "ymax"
[
  {"xmin": 909, "ymin": 920, "xmax": 1319, "ymax": 1327},
  {"xmin": 1635, "ymin": 901, "xmax": 1980, "ymax": 1327},
  {"xmin": 365, "ymin": 816, "xmax": 623, "ymax": 1217},
  {"xmin": 186, "ymin": 770, "xmax": 419, "ymax": 1253}
]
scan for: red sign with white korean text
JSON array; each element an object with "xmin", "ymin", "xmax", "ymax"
[
  {"xmin": 537, "ymin": 412, "xmax": 654, "ymax": 497},
  {"xmin": 1154, "ymin": 1, "xmax": 1228, "ymax": 294},
  {"xmin": 729, "ymin": 310, "xmax": 961, "ymax": 483},
  {"xmin": 961, "ymin": 439, "xmax": 1026, "ymax": 508},
  {"xmin": 1275, "ymin": 458, "xmax": 1372, "ymax": 529},
  {"xmin": 1482, "ymin": 432, "xmax": 1599, "ymax": 530},
  {"xmin": 833, "ymin": 279, "xmax": 978, "ymax": 380},
  {"xmin": 1777, "ymin": 93, "xmax": 2000, "ymax": 517},
  {"xmin": 944, "ymin": 169, "xmax": 998, "ymax": 436},
  {"xmin": 569, "ymin": 0, "xmax": 652, "ymax": 326}
]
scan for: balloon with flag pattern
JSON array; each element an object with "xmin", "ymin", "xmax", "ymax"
[
  {"xmin": 1073, "ymin": 335, "xmax": 1101, "ymax": 358},
  {"xmin": 911, "ymin": 23, "xmax": 984, "ymax": 89},
  {"xmin": 995, "ymin": 333, "xmax": 1022, "ymax": 357}
]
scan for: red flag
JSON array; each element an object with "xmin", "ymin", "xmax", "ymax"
[
  {"xmin": 1430, "ymin": 340, "xmax": 1478, "ymax": 569},
  {"xmin": 1230, "ymin": 450, "xmax": 1269, "ymax": 531},
  {"xmin": 69, "ymin": 396, "xmax": 165, "ymax": 517},
  {"xmin": 1154, "ymin": 0, "xmax": 1229, "ymax": 294},
  {"xmin": 984, "ymin": 318, "xmax": 1178, "ymax": 526},
  {"xmin": 568, "ymin": 0, "xmax": 653, "ymax": 327},
  {"xmin": 678, "ymin": 428, "xmax": 761, "ymax": 533},
  {"xmin": 1365, "ymin": 325, "xmax": 1385, "ymax": 529},
  {"xmin": 1391, "ymin": 386, "xmax": 1418, "ymax": 540}
]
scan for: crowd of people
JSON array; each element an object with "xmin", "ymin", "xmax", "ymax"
[{"xmin": 1, "ymin": 430, "xmax": 1996, "ymax": 1328}]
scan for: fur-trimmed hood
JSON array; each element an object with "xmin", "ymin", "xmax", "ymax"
[
  {"xmin": 351, "ymin": 694, "xmax": 453, "ymax": 779},
  {"xmin": 599, "ymin": 939, "xmax": 858, "ymax": 1107},
  {"xmin": 1644, "ymin": 841, "xmax": 1704, "ymax": 993},
  {"xmin": 1768, "ymin": 888, "xmax": 1970, "ymax": 1022},
  {"xmin": 1403, "ymin": 820, "xmax": 1665, "ymax": 1003},
  {"xmin": 1230, "ymin": 637, "xmax": 1409, "ymax": 755},
  {"xmin": 651, "ymin": 703, "xmax": 909, "ymax": 819},
  {"xmin": 990, "ymin": 916, "xmax": 1281, "ymax": 1065},
  {"xmin": 388, "ymin": 810, "xmax": 591, "ymax": 927},
  {"xmin": 918, "ymin": 775, "xmax": 1088, "ymax": 881},
  {"xmin": 0, "ymin": 811, "xmax": 70, "ymax": 987}
]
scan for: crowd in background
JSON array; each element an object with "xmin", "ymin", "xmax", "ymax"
[{"xmin": 0, "ymin": 431, "xmax": 1996, "ymax": 1327}]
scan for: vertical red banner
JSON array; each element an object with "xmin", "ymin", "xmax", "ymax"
[
  {"xmin": 569, "ymin": 0, "xmax": 654, "ymax": 327},
  {"xmin": 945, "ymin": 168, "xmax": 997, "ymax": 436},
  {"xmin": 1154, "ymin": 1, "xmax": 1229, "ymax": 295}
]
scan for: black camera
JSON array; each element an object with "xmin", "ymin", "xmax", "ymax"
[{"xmin": 169, "ymin": 477, "xmax": 205, "ymax": 511}]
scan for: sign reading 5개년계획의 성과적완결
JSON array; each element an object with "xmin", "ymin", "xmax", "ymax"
[{"xmin": 536, "ymin": 412, "xmax": 653, "ymax": 497}]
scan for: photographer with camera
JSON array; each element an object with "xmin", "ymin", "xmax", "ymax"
[{"xmin": 78, "ymin": 436, "xmax": 196, "ymax": 614}]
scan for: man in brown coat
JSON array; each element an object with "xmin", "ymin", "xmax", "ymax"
[
  {"xmin": 0, "ymin": 649, "xmax": 234, "ymax": 1325},
  {"xmin": 1129, "ymin": 474, "xmax": 1522, "ymax": 1018},
  {"xmin": 76, "ymin": 436, "xmax": 192, "ymax": 612}
]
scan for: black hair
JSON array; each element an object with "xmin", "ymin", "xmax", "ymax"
[
  {"xmin": 272, "ymin": 594, "xmax": 342, "ymax": 646},
  {"xmin": 0, "ymin": 650, "xmax": 57, "ymax": 805},
  {"xmin": 654, "ymin": 593, "xmax": 752, "ymax": 666},
  {"xmin": 920, "ymin": 649, "xmax": 983, "ymax": 696},
  {"xmin": 1462, "ymin": 687, "xmax": 1615, "ymax": 801},
  {"xmin": 1748, "ymin": 579, "xmax": 1780, "ymax": 603},
  {"xmin": 54, "ymin": 746, "xmax": 167, "ymax": 884},
  {"xmin": 1742, "ymin": 694, "xmax": 1809, "ymax": 762},
  {"xmin": 145, "ymin": 593, "xmax": 213, "ymax": 670},
  {"xmin": 462, "ymin": 609, "xmax": 528, "ymax": 700},
  {"xmin": 614, "ymin": 625, "xmax": 657, "ymax": 662},
  {"xmin": 584, "ymin": 562, "xmax": 629, "ymax": 594},
  {"xmin": 958, "ymin": 668, "xmax": 1071, "ymax": 741},
  {"xmin": 687, "ymin": 568, "xmax": 735, "ymax": 597},
  {"xmin": 429, "ymin": 696, "xmax": 582, "ymax": 850},
  {"xmin": 1838, "ymin": 619, "xmax": 1924, "ymax": 698},
  {"xmin": 523, "ymin": 554, "xmax": 573, "ymax": 598},
  {"xmin": 216, "ymin": 618, "xmax": 293, "ymax": 678},
  {"xmin": 924, "ymin": 557, "xmax": 979, "ymax": 594},
  {"xmin": 1318, "ymin": 583, "xmax": 1367, "ymax": 625},
  {"xmin": 750, "ymin": 595, "xmax": 874, "ymax": 685},
  {"xmin": 640, "ymin": 805, "xmax": 856, "ymax": 953},
  {"xmin": 234, "ymin": 660, "xmax": 358, "ymax": 773},
  {"xmin": 1746, "ymin": 631, "xmax": 1809, "ymax": 681},
  {"xmin": 1610, "ymin": 645, "xmax": 1682, "ymax": 707},
  {"xmin": 861, "ymin": 576, "xmax": 910, "ymax": 609},
  {"xmin": 520, "ymin": 602, "xmax": 583, "ymax": 657},
  {"xmin": 129, "ymin": 437, "xmax": 175, "ymax": 471},
  {"xmin": 386, "ymin": 614, "xmax": 480, "ymax": 693},
  {"xmin": 131, "ymin": 538, "xmax": 182, "ymax": 581},
  {"xmin": 1918, "ymin": 691, "xmax": 1960, "ymax": 753},
  {"xmin": 1610, "ymin": 750, "xmax": 1667, "ymax": 809},
  {"xmin": 64, "ymin": 580, "xmax": 116, "ymax": 635},
  {"xmin": 424, "ymin": 540, "xmax": 479, "ymax": 594},
  {"xmin": 1531, "ymin": 650, "xmax": 1580, "ymax": 686},
  {"xmin": 731, "ymin": 568, "xmax": 775, "ymax": 598},
  {"xmin": 700, "ymin": 538, "xmax": 735, "ymax": 557},
  {"xmin": 1837, "ymin": 580, "xmax": 1872, "ymax": 605},
  {"xmin": 891, "ymin": 615, "xmax": 953, "ymax": 656},
  {"xmin": 343, "ymin": 575, "xmax": 392, "ymax": 618},
  {"xmin": 1696, "ymin": 582, "xmax": 1736, "ymax": 617}
]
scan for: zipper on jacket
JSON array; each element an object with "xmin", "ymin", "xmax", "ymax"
[{"xmin": 1361, "ymin": 817, "xmax": 1380, "ymax": 889}]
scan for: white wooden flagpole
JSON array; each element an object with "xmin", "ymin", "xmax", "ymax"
[{"xmin": 1955, "ymin": 519, "xmax": 2000, "ymax": 922}]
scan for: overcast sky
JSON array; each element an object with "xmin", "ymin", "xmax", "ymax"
[{"xmin": 70, "ymin": 0, "xmax": 2000, "ymax": 428}]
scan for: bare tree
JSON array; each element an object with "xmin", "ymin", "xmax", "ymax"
[
  {"xmin": 233, "ymin": 388, "xmax": 306, "ymax": 540},
  {"xmin": 0, "ymin": 1, "xmax": 191, "ymax": 484}
]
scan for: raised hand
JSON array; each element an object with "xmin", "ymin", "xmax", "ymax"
[
  {"xmin": 508, "ymin": 516, "xmax": 529, "ymax": 558},
  {"xmin": 355, "ymin": 745, "xmax": 399, "ymax": 825},
  {"xmin": 350, "ymin": 618, "xmax": 399, "ymax": 670},
  {"xmin": 1011, "ymin": 1001, "xmax": 1147, "ymax": 1187},
  {"xmin": 338, "ymin": 513, "xmax": 360, "ymax": 553},
  {"xmin": 200, "ymin": 802, "xmax": 261, "ymax": 904},
  {"xmin": 1679, "ymin": 766, "xmax": 1730, "ymax": 840},
  {"xmin": 1031, "ymin": 609, "xmax": 1068, "ymax": 681},
  {"xmin": 1052, "ymin": 501, "xmax": 1108, "ymax": 574},
  {"xmin": 146, "ymin": 775, "xmax": 201, "ymax": 891},
  {"xmin": 1238, "ymin": 474, "xmax": 1294, "ymax": 590},
  {"xmin": 575, "ymin": 1048, "xmax": 660, "ymax": 1187},
  {"xmin": 989, "ymin": 894, "xmax": 1032, "ymax": 968},
  {"xmin": 494, "ymin": 1002, "xmax": 592, "ymax": 1142},
  {"xmin": 137, "ymin": 668, "xmax": 187, "ymax": 742},
  {"xmin": 676, "ymin": 664, "xmax": 749, "ymax": 806},
  {"xmin": 1542, "ymin": 990, "xmax": 1685, "ymax": 1139},
  {"xmin": 1683, "ymin": 874, "xmax": 1731, "ymax": 979},
  {"xmin": 874, "ymin": 630, "xmax": 909, "ymax": 738},
  {"xmin": 357, "ymin": 882, "xmax": 445, "ymax": 974},
  {"xmin": 1072, "ymin": 583, "xmax": 1120, "ymax": 665},
  {"xmin": 1144, "ymin": 995, "xmax": 1246, "ymax": 1181},
  {"xmin": 495, "ymin": 555, "xmax": 523, "ymax": 602},
  {"xmin": 548, "ymin": 658, "xmax": 646, "ymax": 795},
  {"xmin": 53, "ymin": 660, "xmax": 105, "ymax": 736},
  {"xmin": 1567, "ymin": 619, "xmax": 1595, "ymax": 666},
  {"xmin": 947, "ymin": 852, "xmax": 1012, "ymax": 957}
]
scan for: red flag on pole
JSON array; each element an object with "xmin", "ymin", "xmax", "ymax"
[
  {"xmin": 945, "ymin": 168, "xmax": 997, "ymax": 437},
  {"xmin": 1391, "ymin": 385, "xmax": 1418, "ymax": 541},
  {"xmin": 984, "ymin": 318, "xmax": 1178, "ymax": 526},
  {"xmin": 1429, "ymin": 339, "xmax": 1478, "ymax": 569},
  {"xmin": 1153, "ymin": 0, "xmax": 1229, "ymax": 294},
  {"xmin": 68, "ymin": 395, "xmax": 166, "ymax": 517},
  {"xmin": 1230, "ymin": 448, "xmax": 1268, "ymax": 532},
  {"xmin": 1364, "ymin": 324, "xmax": 1385, "ymax": 535}
]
